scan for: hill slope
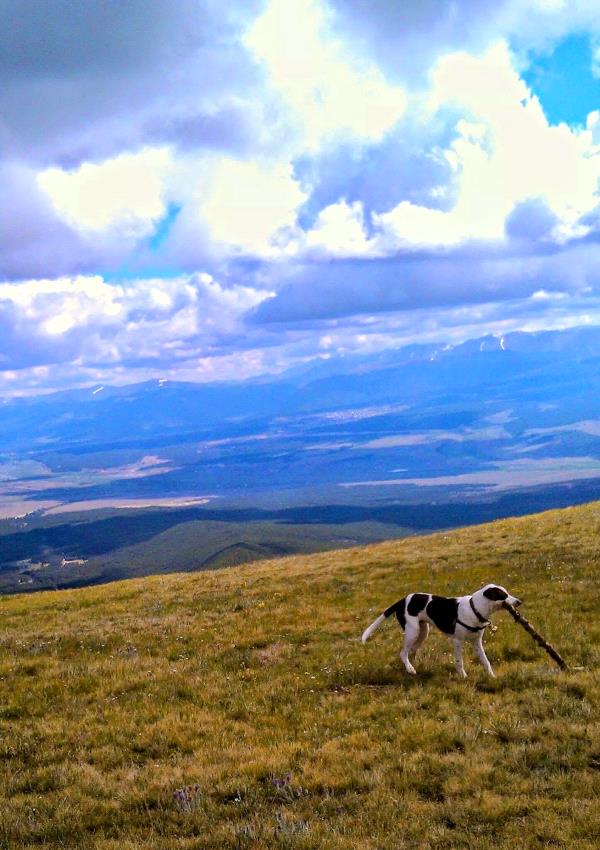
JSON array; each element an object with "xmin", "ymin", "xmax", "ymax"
[{"xmin": 1, "ymin": 502, "xmax": 599, "ymax": 849}]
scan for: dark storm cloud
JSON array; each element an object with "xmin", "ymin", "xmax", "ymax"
[
  {"xmin": 0, "ymin": 163, "xmax": 93, "ymax": 279},
  {"xmin": 0, "ymin": 0, "xmax": 263, "ymax": 165},
  {"xmin": 0, "ymin": 161, "xmax": 152, "ymax": 280},
  {"xmin": 294, "ymin": 108, "xmax": 461, "ymax": 230},
  {"xmin": 251, "ymin": 242, "xmax": 600, "ymax": 324},
  {"xmin": 326, "ymin": 0, "xmax": 598, "ymax": 85},
  {"xmin": 0, "ymin": 0, "xmax": 272, "ymax": 280},
  {"xmin": 143, "ymin": 106, "xmax": 259, "ymax": 156},
  {"xmin": 326, "ymin": 0, "xmax": 511, "ymax": 85},
  {"xmin": 504, "ymin": 198, "xmax": 560, "ymax": 242}
]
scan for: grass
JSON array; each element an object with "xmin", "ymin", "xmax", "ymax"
[{"xmin": 0, "ymin": 501, "xmax": 599, "ymax": 849}]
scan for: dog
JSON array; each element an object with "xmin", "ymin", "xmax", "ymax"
[{"xmin": 361, "ymin": 584, "xmax": 522, "ymax": 678}]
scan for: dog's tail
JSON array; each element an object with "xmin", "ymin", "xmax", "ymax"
[{"xmin": 361, "ymin": 598, "xmax": 406, "ymax": 643}]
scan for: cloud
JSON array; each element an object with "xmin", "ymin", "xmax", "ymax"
[
  {"xmin": 505, "ymin": 198, "xmax": 559, "ymax": 241},
  {"xmin": 38, "ymin": 148, "xmax": 172, "ymax": 234},
  {"xmin": 292, "ymin": 110, "xmax": 461, "ymax": 234},
  {"xmin": 0, "ymin": 0, "xmax": 263, "ymax": 166},
  {"xmin": 342, "ymin": 42, "xmax": 600, "ymax": 254},
  {"xmin": 199, "ymin": 158, "xmax": 308, "ymax": 255},
  {"xmin": 2, "ymin": 253, "xmax": 600, "ymax": 396},
  {"xmin": 326, "ymin": 0, "xmax": 600, "ymax": 85},
  {"xmin": 1, "ymin": 0, "xmax": 600, "ymax": 393},
  {"xmin": 326, "ymin": 0, "xmax": 510, "ymax": 86},
  {"xmin": 245, "ymin": 0, "xmax": 406, "ymax": 151},
  {"xmin": 0, "ymin": 162, "xmax": 102, "ymax": 280},
  {"xmin": 0, "ymin": 273, "xmax": 270, "ymax": 376},
  {"xmin": 427, "ymin": 43, "xmax": 598, "ymax": 230},
  {"xmin": 248, "ymin": 38, "xmax": 599, "ymax": 326},
  {"xmin": 0, "ymin": 154, "xmax": 176, "ymax": 280},
  {"xmin": 252, "ymin": 242, "xmax": 600, "ymax": 323},
  {"xmin": 303, "ymin": 201, "xmax": 374, "ymax": 257}
]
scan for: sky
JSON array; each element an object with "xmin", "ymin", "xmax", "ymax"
[{"xmin": 0, "ymin": 0, "xmax": 599, "ymax": 395}]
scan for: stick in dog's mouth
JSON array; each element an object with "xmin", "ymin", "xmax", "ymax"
[{"xmin": 503, "ymin": 601, "xmax": 569, "ymax": 670}]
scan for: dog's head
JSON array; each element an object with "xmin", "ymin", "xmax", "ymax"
[{"xmin": 475, "ymin": 583, "xmax": 522, "ymax": 614}]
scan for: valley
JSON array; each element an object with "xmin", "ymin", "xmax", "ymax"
[{"xmin": 3, "ymin": 327, "xmax": 600, "ymax": 592}]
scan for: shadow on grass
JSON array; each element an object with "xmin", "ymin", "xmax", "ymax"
[
  {"xmin": 330, "ymin": 662, "xmax": 554, "ymax": 692},
  {"xmin": 472, "ymin": 665, "xmax": 568, "ymax": 694},
  {"xmin": 329, "ymin": 665, "xmax": 436, "ymax": 689}
]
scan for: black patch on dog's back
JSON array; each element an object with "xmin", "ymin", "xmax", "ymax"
[
  {"xmin": 384, "ymin": 597, "xmax": 406, "ymax": 629},
  {"xmin": 426, "ymin": 595, "xmax": 459, "ymax": 634},
  {"xmin": 407, "ymin": 593, "xmax": 429, "ymax": 616},
  {"xmin": 483, "ymin": 586, "xmax": 508, "ymax": 601},
  {"xmin": 395, "ymin": 598, "xmax": 406, "ymax": 630}
]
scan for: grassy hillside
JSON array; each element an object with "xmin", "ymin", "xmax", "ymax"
[
  {"xmin": 0, "ymin": 504, "xmax": 412, "ymax": 594},
  {"xmin": 1, "ymin": 502, "xmax": 599, "ymax": 849}
]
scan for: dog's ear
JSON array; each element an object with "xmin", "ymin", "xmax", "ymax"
[{"xmin": 483, "ymin": 586, "xmax": 508, "ymax": 601}]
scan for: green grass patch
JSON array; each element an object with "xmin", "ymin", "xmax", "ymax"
[{"xmin": 0, "ymin": 502, "xmax": 599, "ymax": 848}]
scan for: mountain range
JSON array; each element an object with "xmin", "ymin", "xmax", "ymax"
[{"xmin": 2, "ymin": 325, "xmax": 600, "ymax": 591}]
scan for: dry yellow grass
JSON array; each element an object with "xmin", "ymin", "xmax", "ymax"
[{"xmin": 1, "ymin": 501, "xmax": 599, "ymax": 848}]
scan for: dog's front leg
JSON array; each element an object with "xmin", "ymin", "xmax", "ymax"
[
  {"xmin": 474, "ymin": 635, "xmax": 495, "ymax": 677},
  {"xmin": 453, "ymin": 638, "xmax": 467, "ymax": 678}
]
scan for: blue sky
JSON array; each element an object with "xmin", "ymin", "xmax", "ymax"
[
  {"xmin": 522, "ymin": 34, "xmax": 599, "ymax": 127},
  {"xmin": 0, "ymin": 0, "xmax": 598, "ymax": 395}
]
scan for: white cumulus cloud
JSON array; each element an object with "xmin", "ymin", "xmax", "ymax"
[
  {"xmin": 245, "ymin": 0, "xmax": 406, "ymax": 151},
  {"xmin": 374, "ymin": 41, "xmax": 600, "ymax": 251},
  {"xmin": 200, "ymin": 158, "xmax": 308, "ymax": 255},
  {"xmin": 37, "ymin": 148, "xmax": 172, "ymax": 236}
]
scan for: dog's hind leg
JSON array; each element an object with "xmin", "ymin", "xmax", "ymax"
[
  {"xmin": 410, "ymin": 622, "xmax": 429, "ymax": 659},
  {"xmin": 399, "ymin": 623, "xmax": 420, "ymax": 674},
  {"xmin": 474, "ymin": 634, "xmax": 495, "ymax": 677}
]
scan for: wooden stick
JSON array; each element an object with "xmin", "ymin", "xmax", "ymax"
[{"xmin": 503, "ymin": 602, "xmax": 569, "ymax": 670}]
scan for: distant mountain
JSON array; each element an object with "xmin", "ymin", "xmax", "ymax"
[
  {"xmin": 2, "ymin": 325, "xmax": 600, "ymax": 448},
  {"xmin": 3, "ymin": 325, "xmax": 600, "ymax": 592},
  {"xmin": 2, "ymin": 324, "xmax": 600, "ymax": 514}
]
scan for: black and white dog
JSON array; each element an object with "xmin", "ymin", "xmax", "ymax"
[{"xmin": 361, "ymin": 584, "xmax": 522, "ymax": 678}]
